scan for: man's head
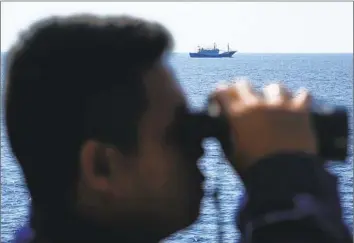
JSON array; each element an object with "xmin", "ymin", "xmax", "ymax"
[{"xmin": 5, "ymin": 14, "xmax": 204, "ymax": 242}]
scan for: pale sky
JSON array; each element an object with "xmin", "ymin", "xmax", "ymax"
[{"xmin": 1, "ymin": 2, "xmax": 353, "ymax": 53}]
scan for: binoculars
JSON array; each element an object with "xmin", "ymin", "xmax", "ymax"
[{"xmin": 175, "ymin": 99, "xmax": 349, "ymax": 161}]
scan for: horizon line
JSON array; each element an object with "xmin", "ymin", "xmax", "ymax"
[
  {"xmin": 1, "ymin": 51, "xmax": 353, "ymax": 55},
  {"xmin": 173, "ymin": 52, "xmax": 354, "ymax": 54}
]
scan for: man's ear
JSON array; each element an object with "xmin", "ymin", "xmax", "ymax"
[{"xmin": 80, "ymin": 140, "xmax": 112, "ymax": 191}]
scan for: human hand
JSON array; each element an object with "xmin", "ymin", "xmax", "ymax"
[{"xmin": 212, "ymin": 81, "xmax": 318, "ymax": 174}]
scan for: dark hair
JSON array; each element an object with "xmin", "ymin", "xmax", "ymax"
[{"xmin": 4, "ymin": 14, "xmax": 172, "ymax": 224}]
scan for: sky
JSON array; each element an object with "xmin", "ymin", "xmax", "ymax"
[{"xmin": 1, "ymin": 2, "xmax": 353, "ymax": 53}]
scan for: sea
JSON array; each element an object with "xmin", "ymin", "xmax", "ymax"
[{"xmin": 1, "ymin": 53, "xmax": 353, "ymax": 243}]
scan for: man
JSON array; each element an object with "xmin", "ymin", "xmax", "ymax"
[{"xmin": 4, "ymin": 14, "xmax": 351, "ymax": 243}]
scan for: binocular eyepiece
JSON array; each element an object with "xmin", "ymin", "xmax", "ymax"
[{"xmin": 174, "ymin": 99, "xmax": 349, "ymax": 161}]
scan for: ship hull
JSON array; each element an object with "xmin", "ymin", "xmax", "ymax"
[{"xmin": 189, "ymin": 51, "xmax": 236, "ymax": 58}]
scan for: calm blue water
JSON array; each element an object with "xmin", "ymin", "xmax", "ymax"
[{"xmin": 1, "ymin": 53, "xmax": 353, "ymax": 243}]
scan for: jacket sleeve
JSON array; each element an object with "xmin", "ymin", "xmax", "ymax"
[{"xmin": 235, "ymin": 152, "xmax": 352, "ymax": 243}]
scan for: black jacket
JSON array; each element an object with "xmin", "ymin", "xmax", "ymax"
[{"xmin": 237, "ymin": 152, "xmax": 352, "ymax": 243}]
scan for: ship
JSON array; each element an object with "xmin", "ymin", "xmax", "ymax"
[{"xmin": 189, "ymin": 43, "xmax": 237, "ymax": 58}]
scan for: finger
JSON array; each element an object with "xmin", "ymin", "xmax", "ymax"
[
  {"xmin": 263, "ymin": 83, "xmax": 291, "ymax": 105},
  {"xmin": 213, "ymin": 84, "xmax": 246, "ymax": 118},
  {"xmin": 233, "ymin": 80, "xmax": 259, "ymax": 105},
  {"xmin": 208, "ymin": 84, "xmax": 228, "ymax": 117},
  {"xmin": 215, "ymin": 83, "xmax": 229, "ymax": 92},
  {"xmin": 292, "ymin": 88, "xmax": 312, "ymax": 110},
  {"xmin": 228, "ymin": 83, "xmax": 240, "ymax": 101},
  {"xmin": 210, "ymin": 83, "xmax": 229, "ymax": 101},
  {"xmin": 212, "ymin": 84, "xmax": 233, "ymax": 116}
]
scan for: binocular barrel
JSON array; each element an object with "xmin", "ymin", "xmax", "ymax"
[{"xmin": 178, "ymin": 101, "xmax": 348, "ymax": 161}]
